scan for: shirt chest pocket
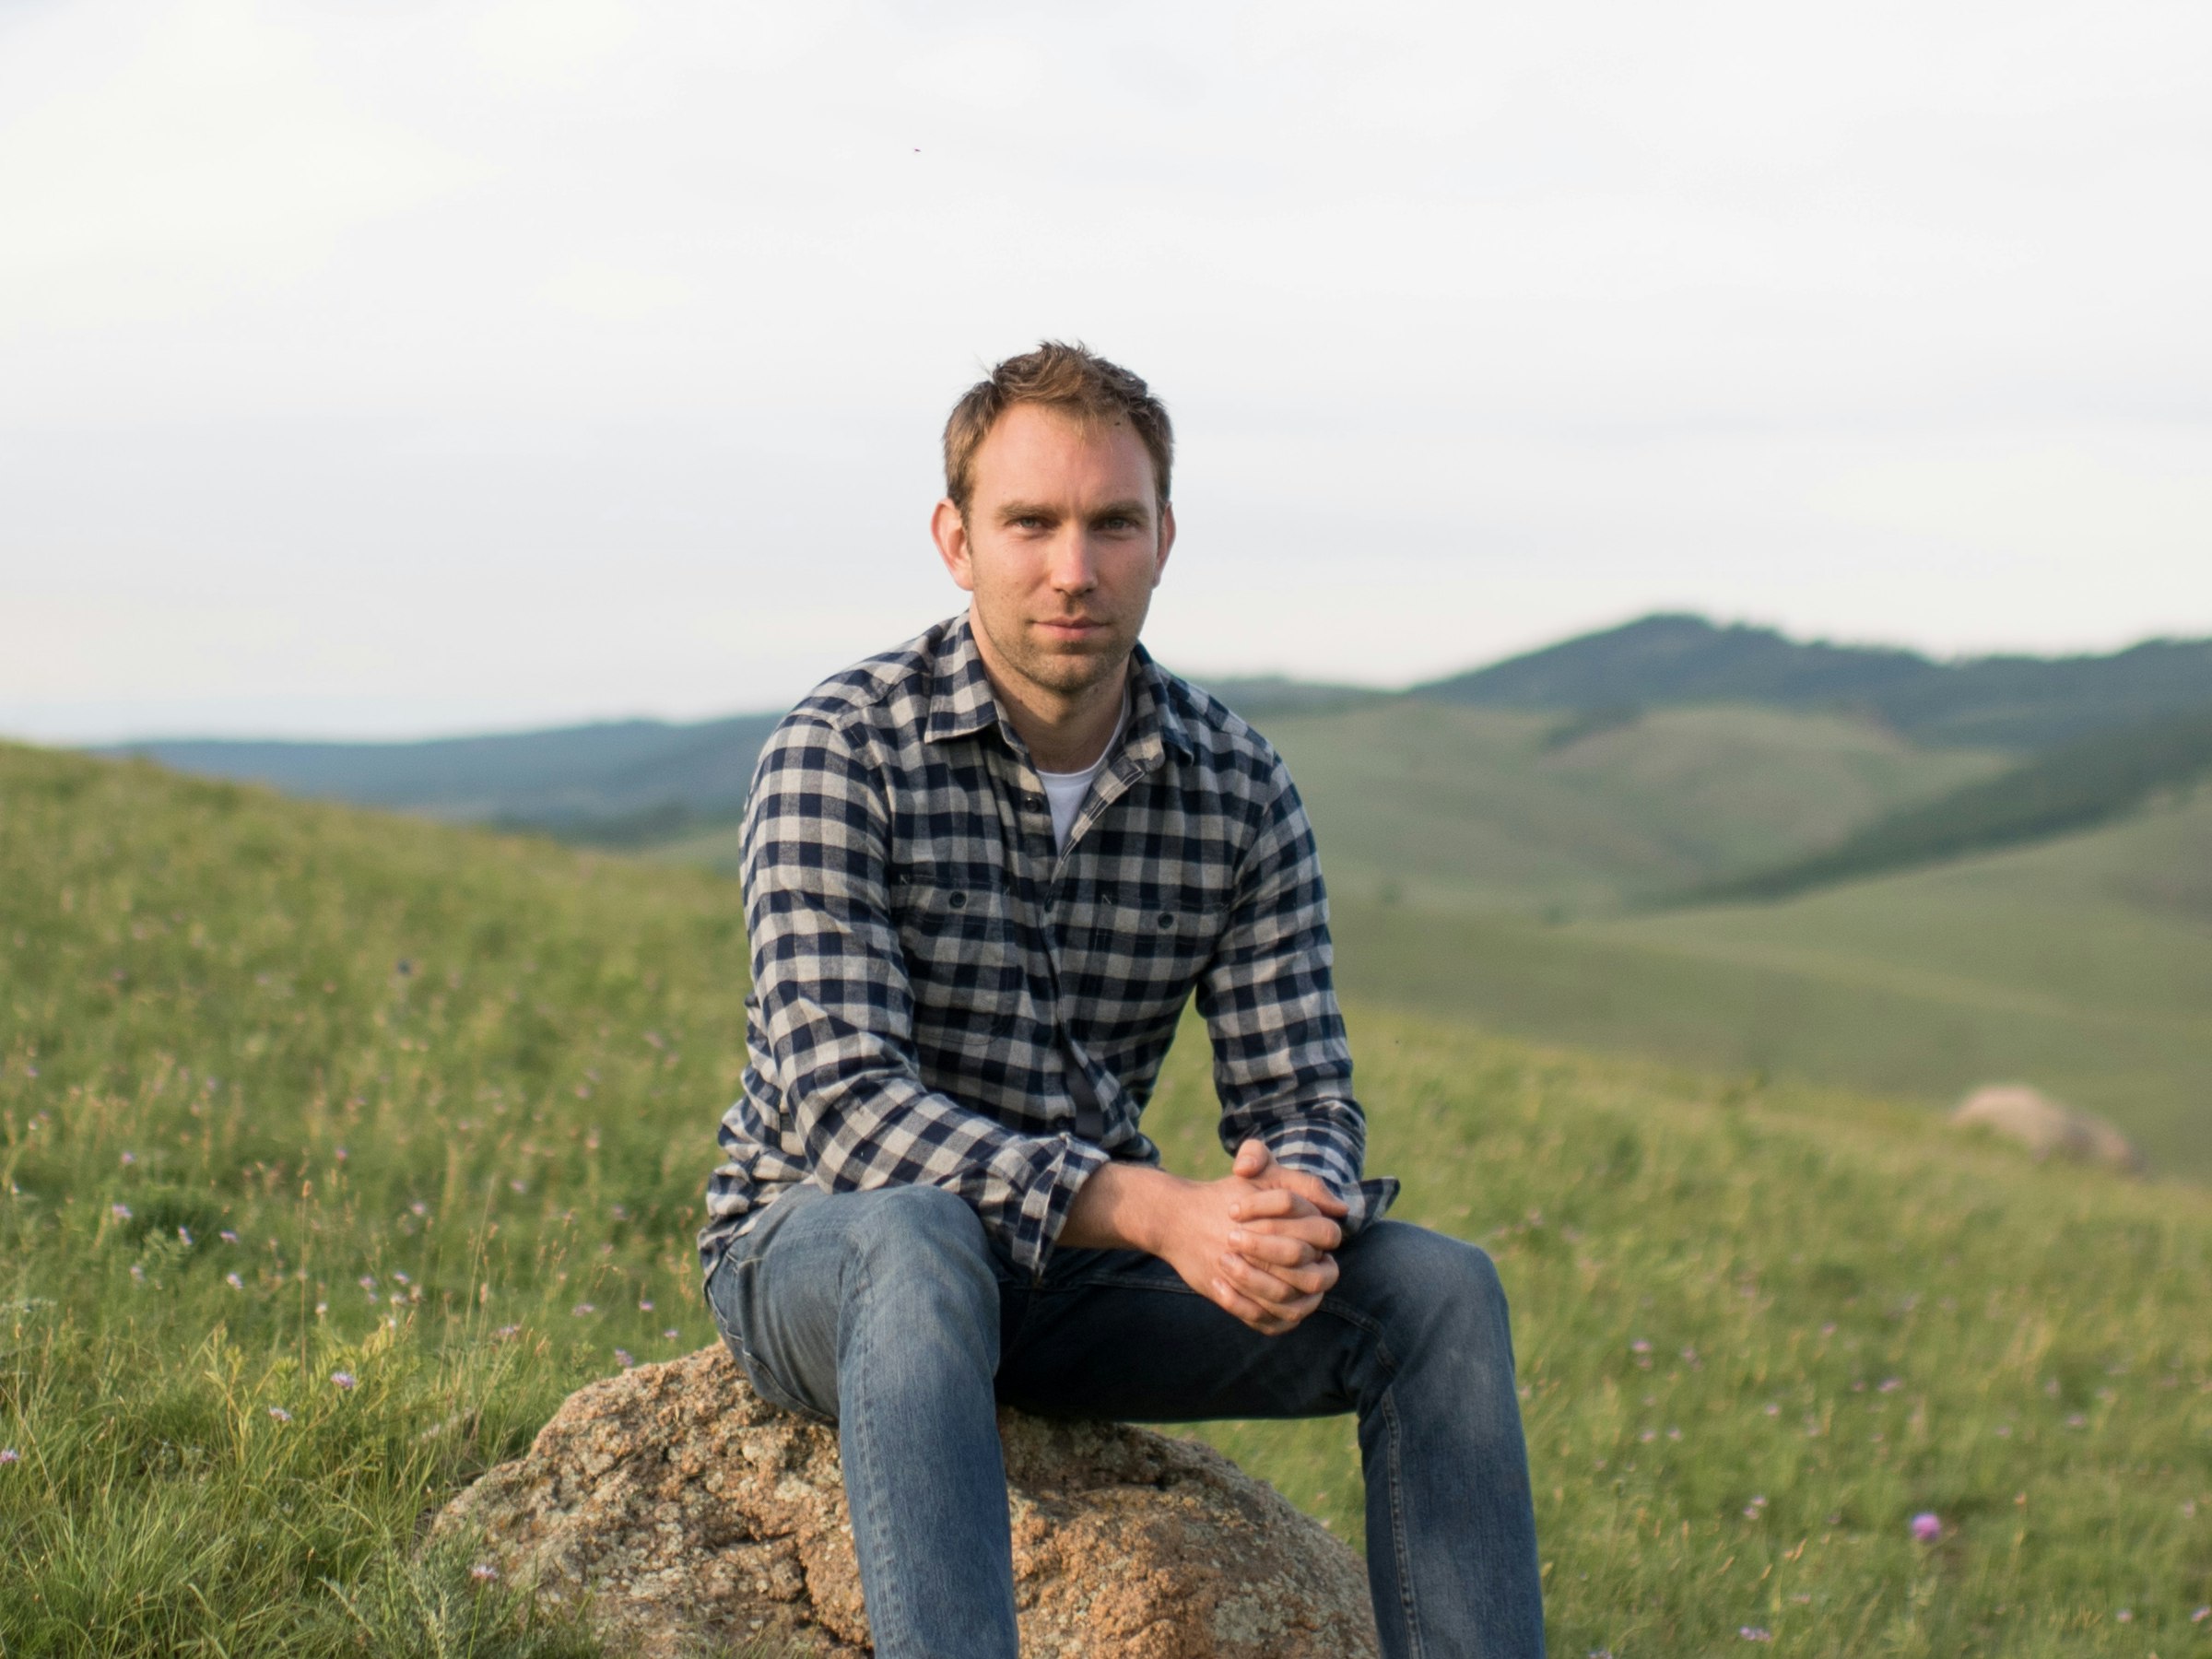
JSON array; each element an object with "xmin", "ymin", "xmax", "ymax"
[
  {"xmin": 1058, "ymin": 897, "xmax": 1228, "ymax": 1018},
  {"xmin": 893, "ymin": 883, "xmax": 1022, "ymax": 1038}
]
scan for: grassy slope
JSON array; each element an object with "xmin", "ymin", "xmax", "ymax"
[
  {"xmin": 0, "ymin": 743, "xmax": 749, "ymax": 1656},
  {"xmin": 650, "ymin": 700, "xmax": 2006, "ymax": 914},
  {"xmin": 5, "ymin": 743, "xmax": 2209, "ymax": 1655},
  {"xmin": 1331, "ymin": 789, "xmax": 2212, "ymax": 1175}
]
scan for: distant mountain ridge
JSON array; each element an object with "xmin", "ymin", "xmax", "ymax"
[
  {"xmin": 1417, "ymin": 614, "xmax": 2212, "ymax": 749},
  {"xmin": 103, "ymin": 614, "xmax": 2210, "ymax": 854},
  {"xmin": 114, "ymin": 711, "xmax": 784, "ymax": 831}
]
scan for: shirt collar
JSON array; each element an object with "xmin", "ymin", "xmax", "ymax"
[{"xmin": 922, "ymin": 612, "xmax": 1194, "ymax": 764}]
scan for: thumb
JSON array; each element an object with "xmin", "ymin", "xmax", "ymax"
[{"xmin": 1233, "ymin": 1139, "xmax": 1275, "ymax": 1180}]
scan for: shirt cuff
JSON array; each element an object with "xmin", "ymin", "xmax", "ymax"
[{"xmin": 1004, "ymin": 1133, "xmax": 1112, "ymax": 1279}]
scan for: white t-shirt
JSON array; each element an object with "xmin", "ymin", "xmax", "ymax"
[{"xmin": 1035, "ymin": 692, "xmax": 1130, "ymax": 853}]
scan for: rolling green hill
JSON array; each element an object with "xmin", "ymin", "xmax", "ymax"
[
  {"xmin": 1698, "ymin": 709, "xmax": 2212, "ymax": 901},
  {"xmin": 1327, "ymin": 787, "xmax": 2212, "ymax": 1175},
  {"xmin": 4, "ymin": 741, "xmax": 2210, "ymax": 1655},
  {"xmin": 648, "ymin": 700, "xmax": 2009, "ymax": 915},
  {"xmin": 1256, "ymin": 700, "xmax": 2007, "ymax": 913}
]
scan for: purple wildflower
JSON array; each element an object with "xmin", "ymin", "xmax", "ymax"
[
  {"xmin": 1739, "ymin": 1628, "xmax": 1772, "ymax": 1642},
  {"xmin": 176, "ymin": 1226, "xmax": 193, "ymax": 1246},
  {"xmin": 219, "ymin": 1230, "xmax": 240, "ymax": 1243},
  {"xmin": 1630, "ymin": 1338, "xmax": 1652, "ymax": 1354},
  {"xmin": 1910, "ymin": 1512, "xmax": 1942, "ymax": 1543},
  {"xmin": 638, "ymin": 1299, "xmax": 654, "ymax": 1312},
  {"xmin": 2115, "ymin": 1608, "xmax": 2133, "ymax": 1624},
  {"xmin": 359, "ymin": 1276, "xmax": 376, "ymax": 1292},
  {"xmin": 572, "ymin": 1302, "xmax": 595, "ymax": 1316},
  {"xmin": 331, "ymin": 1371, "xmax": 358, "ymax": 1391},
  {"xmin": 470, "ymin": 1561, "xmax": 500, "ymax": 1583},
  {"xmin": 2192, "ymin": 1605, "xmax": 2210, "ymax": 1623},
  {"xmin": 663, "ymin": 1328, "xmax": 680, "ymax": 1340},
  {"xmin": 111, "ymin": 1203, "xmax": 132, "ymax": 1221},
  {"xmin": 1878, "ymin": 1377, "xmax": 1902, "ymax": 1393},
  {"xmin": 120, "ymin": 1151, "xmax": 136, "ymax": 1166},
  {"xmin": 0, "ymin": 1447, "xmax": 18, "ymax": 1465},
  {"xmin": 267, "ymin": 1406, "xmax": 292, "ymax": 1424},
  {"xmin": 615, "ymin": 1348, "xmax": 635, "ymax": 1369},
  {"xmin": 226, "ymin": 1272, "xmax": 244, "ymax": 1290}
]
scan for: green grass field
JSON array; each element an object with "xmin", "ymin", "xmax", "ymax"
[{"xmin": 5, "ymin": 741, "xmax": 2210, "ymax": 1656}]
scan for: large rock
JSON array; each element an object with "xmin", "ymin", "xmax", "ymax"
[
  {"xmin": 1950, "ymin": 1084, "xmax": 2145, "ymax": 1174},
  {"xmin": 433, "ymin": 1346, "xmax": 1379, "ymax": 1658}
]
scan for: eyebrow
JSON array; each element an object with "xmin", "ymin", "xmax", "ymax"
[{"xmin": 995, "ymin": 499, "xmax": 1153, "ymax": 523}]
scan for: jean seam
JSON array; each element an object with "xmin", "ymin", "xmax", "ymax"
[
  {"xmin": 843, "ymin": 1242, "xmax": 920, "ymax": 1653},
  {"xmin": 1310, "ymin": 1296, "xmax": 1424, "ymax": 1657},
  {"xmin": 1381, "ymin": 1386, "xmax": 1424, "ymax": 1658}
]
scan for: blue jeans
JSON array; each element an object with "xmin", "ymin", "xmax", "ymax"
[{"xmin": 705, "ymin": 1182, "xmax": 1544, "ymax": 1659}]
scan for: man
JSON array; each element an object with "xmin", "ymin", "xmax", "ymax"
[{"xmin": 700, "ymin": 342, "xmax": 1543, "ymax": 1658}]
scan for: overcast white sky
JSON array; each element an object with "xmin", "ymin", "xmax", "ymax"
[{"xmin": 5, "ymin": 0, "xmax": 2209, "ymax": 741}]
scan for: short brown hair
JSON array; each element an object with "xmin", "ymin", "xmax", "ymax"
[{"xmin": 943, "ymin": 340, "xmax": 1174, "ymax": 514}]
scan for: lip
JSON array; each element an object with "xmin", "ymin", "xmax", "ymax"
[{"xmin": 1036, "ymin": 618, "xmax": 1108, "ymax": 637}]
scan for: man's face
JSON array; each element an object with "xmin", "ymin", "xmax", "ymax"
[{"xmin": 933, "ymin": 402, "xmax": 1175, "ymax": 702}]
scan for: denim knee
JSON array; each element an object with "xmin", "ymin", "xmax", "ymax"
[
  {"xmin": 840, "ymin": 1184, "xmax": 995, "ymax": 1303},
  {"xmin": 1341, "ymin": 1221, "xmax": 1512, "ymax": 1359}
]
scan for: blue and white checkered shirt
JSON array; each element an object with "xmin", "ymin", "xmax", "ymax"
[{"xmin": 700, "ymin": 613, "xmax": 1395, "ymax": 1279}]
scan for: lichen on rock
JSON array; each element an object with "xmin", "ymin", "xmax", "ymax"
[{"xmin": 433, "ymin": 1346, "xmax": 1379, "ymax": 1658}]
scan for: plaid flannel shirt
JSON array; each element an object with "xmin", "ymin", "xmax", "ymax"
[{"xmin": 699, "ymin": 613, "xmax": 1395, "ymax": 1279}]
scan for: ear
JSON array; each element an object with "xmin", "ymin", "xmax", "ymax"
[
  {"xmin": 931, "ymin": 498, "xmax": 976, "ymax": 593},
  {"xmin": 1151, "ymin": 500, "xmax": 1177, "ymax": 587}
]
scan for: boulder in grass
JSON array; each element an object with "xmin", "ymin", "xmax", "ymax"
[
  {"xmin": 1950, "ymin": 1085, "xmax": 2145, "ymax": 1174},
  {"xmin": 433, "ymin": 1346, "xmax": 1380, "ymax": 1658}
]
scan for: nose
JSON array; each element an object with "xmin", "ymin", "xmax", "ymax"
[{"xmin": 1047, "ymin": 527, "xmax": 1100, "ymax": 595}]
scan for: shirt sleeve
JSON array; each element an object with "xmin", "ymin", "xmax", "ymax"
[
  {"xmin": 1194, "ymin": 759, "xmax": 1398, "ymax": 1235},
  {"xmin": 742, "ymin": 714, "xmax": 1109, "ymax": 1276}
]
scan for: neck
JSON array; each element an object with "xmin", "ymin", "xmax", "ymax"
[{"xmin": 971, "ymin": 624, "xmax": 1131, "ymax": 773}]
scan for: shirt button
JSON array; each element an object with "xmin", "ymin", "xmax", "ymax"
[
  {"xmin": 948, "ymin": 891, "xmax": 968, "ymax": 911},
  {"xmin": 1157, "ymin": 912, "xmax": 1174, "ymax": 929},
  {"xmin": 1024, "ymin": 794, "xmax": 1044, "ymax": 810}
]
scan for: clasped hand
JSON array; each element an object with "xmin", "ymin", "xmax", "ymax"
[
  {"xmin": 1166, "ymin": 1139, "xmax": 1347, "ymax": 1335},
  {"xmin": 1060, "ymin": 1139, "xmax": 1350, "ymax": 1335}
]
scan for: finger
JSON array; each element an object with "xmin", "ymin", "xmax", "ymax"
[
  {"xmin": 1225, "ymin": 1187, "xmax": 1317, "ymax": 1223},
  {"xmin": 1218, "ymin": 1248, "xmax": 1336, "ymax": 1307},
  {"xmin": 1226, "ymin": 1247, "xmax": 1337, "ymax": 1300},
  {"xmin": 1232, "ymin": 1139, "xmax": 1275, "ymax": 1180},
  {"xmin": 1216, "ymin": 1275, "xmax": 1323, "ymax": 1333},
  {"xmin": 1227, "ymin": 1227, "xmax": 1321, "ymax": 1269},
  {"xmin": 1276, "ymin": 1171, "xmax": 1350, "ymax": 1218},
  {"xmin": 1209, "ymin": 1276, "xmax": 1296, "ymax": 1335},
  {"xmin": 1217, "ymin": 1250, "xmax": 1300, "ymax": 1307},
  {"xmin": 1231, "ymin": 1213, "xmax": 1343, "ymax": 1253}
]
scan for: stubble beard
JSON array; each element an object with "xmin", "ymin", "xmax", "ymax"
[{"xmin": 974, "ymin": 599, "xmax": 1147, "ymax": 706}]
